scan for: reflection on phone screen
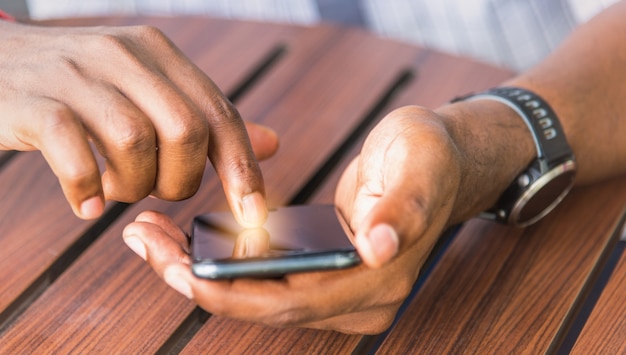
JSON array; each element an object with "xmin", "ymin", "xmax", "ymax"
[{"xmin": 192, "ymin": 205, "xmax": 355, "ymax": 261}]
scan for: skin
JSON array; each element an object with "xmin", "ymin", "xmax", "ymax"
[
  {"xmin": 0, "ymin": 20, "xmax": 278, "ymax": 226},
  {"xmin": 121, "ymin": 0, "xmax": 626, "ymax": 334}
]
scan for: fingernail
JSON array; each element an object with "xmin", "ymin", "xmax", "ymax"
[
  {"xmin": 80, "ymin": 196, "xmax": 104, "ymax": 219},
  {"xmin": 369, "ymin": 224, "xmax": 399, "ymax": 261},
  {"xmin": 356, "ymin": 224, "xmax": 399, "ymax": 267},
  {"xmin": 164, "ymin": 266, "xmax": 193, "ymax": 299},
  {"xmin": 124, "ymin": 235, "xmax": 147, "ymax": 261},
  {"xmin": 240, "ymin": 192, "xmax": 268, "ymax": 227}
]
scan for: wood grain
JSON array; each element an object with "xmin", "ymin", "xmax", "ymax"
[
  {"xmin": 0, "ymin": 152, "xmax": 95, "ymax": 316},
  {"xmin": 376, "ymin": 177, "xmax": 626, "ymax": 354},
  {"xmin": 571, "ymin": 239, "xmax": 626, "ymax": 354}
]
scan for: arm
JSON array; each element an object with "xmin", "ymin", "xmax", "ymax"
[{"xmin": 441, "ymin": 0, "xmax": 626, "ymax": 223}]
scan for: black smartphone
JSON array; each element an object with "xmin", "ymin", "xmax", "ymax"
[{"xmin": 191, "ymin": 204, "xmax": 361, "ymax": 279}]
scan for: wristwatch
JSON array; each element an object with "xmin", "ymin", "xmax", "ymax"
[{"xmin": 453, "ymin": 87, "xmax": 577, "ymax": 227}]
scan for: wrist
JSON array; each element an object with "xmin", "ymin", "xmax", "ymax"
[{"xmin": 435, "ymin": 98, "xmax": 536, "ymax": 224}]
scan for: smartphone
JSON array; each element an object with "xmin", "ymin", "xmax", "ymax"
[{"xmin": 191, "ymin": 204, "xmax": 361, "ymax": 279}]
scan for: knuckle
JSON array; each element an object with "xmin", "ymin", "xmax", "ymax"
[
  {"xmin": 133, "ymin": 25, "xmax": 170, "ymax": 47},
  {"xmin": 108, "ymin": 120, "xmax": 154, "ymax": 154},
  {"xmin": 36, "ymin": 106, "xmax": 81, "ymax": 146},
  {"xmin": 90, "ymin": 32, "xmax": 130, "ymax": 56},
  {"xmin": 58, "ymin": 164, "xmax": 95, "ymax": 184},
  {"xmin": 226, "ymin": 155, "xmax": 259, "ymax": 181},
  {"xmin": 88, "ymin": 30, "xmax": 151, "ymax": 68},
  {"xmin": 38, "ymin": 103, "xmax": 74, "ymax": 135},
  {"xmin": 55, "ymin": 55, "xmax": 83, "ymax": 77},
  {"xmin": 57, "ymin": 163, "xmax": 95, "ymax": 187},
  {"xmin": 162, "ymin": 114, "xmax": 208, "ymax": 147},
  {"xmin": 204, "ymin": 97, "xmax": 241, "ymax": 126},
  {"xmin": 35, "ymin": 105, "xmax": 97, "ymax": 184}
]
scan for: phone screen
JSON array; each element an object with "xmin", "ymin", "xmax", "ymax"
[{"xmin": 191, "ymin": 205, "xmax": 360, "ymax": 279}]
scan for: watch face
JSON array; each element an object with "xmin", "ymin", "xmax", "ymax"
[{"xmin": 511, "ymin": 161, "xmax": 576, "ymax": 226}]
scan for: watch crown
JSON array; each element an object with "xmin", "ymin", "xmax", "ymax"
[{"xmin": 517, "ymin": 174, "xmax": 531, "ymax": 187}]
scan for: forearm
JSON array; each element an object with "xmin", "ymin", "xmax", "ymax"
[
  {"xmin": 436, "ymin": 1, "xmax": 626, "ymax": 224},
  {"xmin": 507, "ymin": 0, "xmax": 626, "ymax": 185}
]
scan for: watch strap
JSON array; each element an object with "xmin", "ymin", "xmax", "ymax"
[
  {"xmin": 453, "ymin": 87, "xmax": 572, "ymax": 164},
  {"xmin": 452, "ymin": 86, "xmax": 576, "ymax": 226}
]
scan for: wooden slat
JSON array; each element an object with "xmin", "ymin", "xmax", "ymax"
[
  {"xmin": 571, "ymin": 242, "xmax": 626, "ymax": 354},
  {"xmin": 0, "ymin": 17, "xmax": 299, "ymax": 351},
  {"xmin": 377, "ymin": 177, "xmax": 626, "ymax": 354},
  {"xmin": 0, "ymin": 152, "xmax": 95, "ymax": 315},
  {"xmin": 0, "ymin": 21, "xmax": 421, "ymax": 353}
]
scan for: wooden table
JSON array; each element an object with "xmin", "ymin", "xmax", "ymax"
[{"xmin": 1, "ymin": 16, "xmax": 625, "ymax": 354}]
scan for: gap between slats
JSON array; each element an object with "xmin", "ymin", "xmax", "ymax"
[
  {"xmin": 0, "ymin": 151, "xmax": 19, "ymax": 171},
  {"xmin": 555, "ymin": 211, "xmax": 626, "ymax": 354}
]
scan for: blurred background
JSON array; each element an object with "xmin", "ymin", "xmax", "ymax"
[{"xmin": 2, "ymin": 0, "xmax": 619, "ymax": 72}]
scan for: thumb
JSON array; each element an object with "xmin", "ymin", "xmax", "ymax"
[
  {"xmin": 347, "ymin": 109, "xmax": 459, "ymax": 269},
  {"xmin": 353, "ymin": 188, "xmax": 429, "ymax": 268},
  {"xmin": 352, "ymin": 136, "xmax": 455, "ymax": 268}
]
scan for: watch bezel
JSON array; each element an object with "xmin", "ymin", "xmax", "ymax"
[{"xmin": 508, "ymin": 159, "xmax": 577, "ymax": 227}]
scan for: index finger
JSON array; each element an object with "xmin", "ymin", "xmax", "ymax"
[{"xmin": 153, "ymin": 40, "xmax": 267, "ymax": 227}]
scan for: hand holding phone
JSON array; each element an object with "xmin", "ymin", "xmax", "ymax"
[{"xmin": 191, "ymin": 205, "xmax": 361, "ymax": 279}]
